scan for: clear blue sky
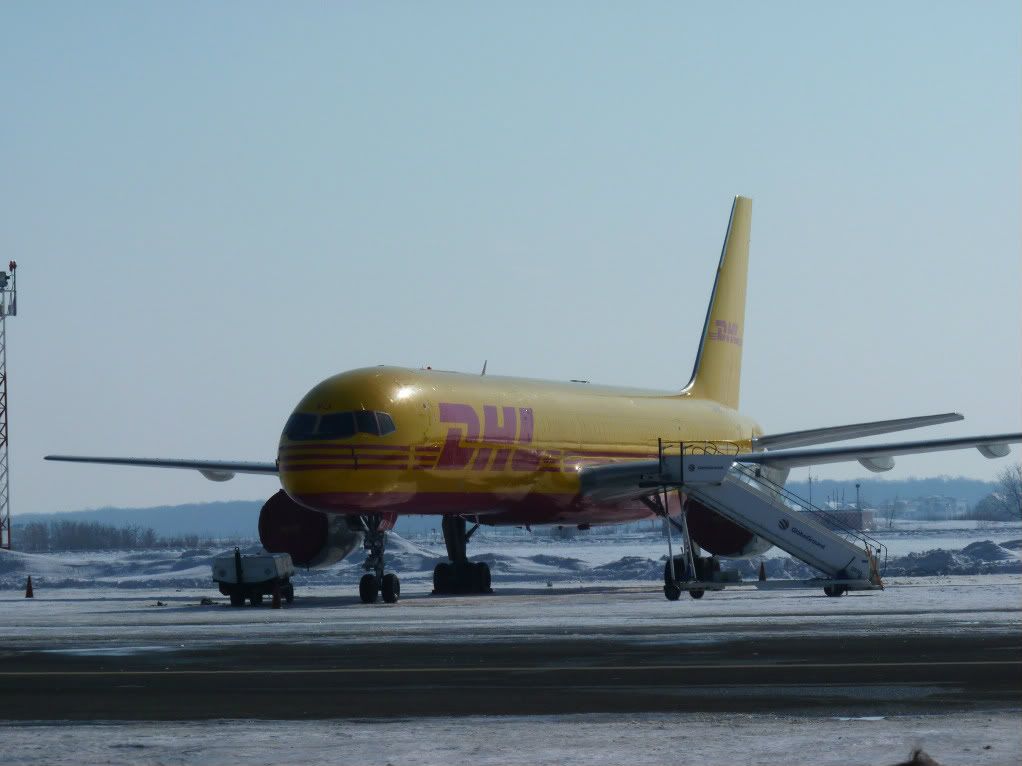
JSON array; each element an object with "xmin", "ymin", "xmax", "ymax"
[{"xmin": 2, "ymin": 2, "xmax": 1019, "ymax": 513}]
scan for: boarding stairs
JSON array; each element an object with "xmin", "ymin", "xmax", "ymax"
[{"xmin": 653, "ymin": 443, "xmax": 886, "ymax": 593}]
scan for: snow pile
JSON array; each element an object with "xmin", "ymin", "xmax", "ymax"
[
  {"xmin": 592, "ymin": 555, "xmax": 663, "ymax": 580},
  {"xmin": 961, "ymin": 540, "xmax": 1015, "ymax": 561},
  {"xmin": 883, "ymin": 540, "xmax": 1021, "ymax": 577}
]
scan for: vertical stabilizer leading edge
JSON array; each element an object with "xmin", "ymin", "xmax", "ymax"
[{"xmin": 682, "ymin": 195, "xmax": 751, "ymax": 410}]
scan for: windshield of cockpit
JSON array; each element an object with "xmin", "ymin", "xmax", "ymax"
[{"xmin": 283, "ymin": 411, "xmax": 396, "ymax": 441}]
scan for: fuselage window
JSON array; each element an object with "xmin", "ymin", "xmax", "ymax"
[
  {"xmin": 319, "ymin": 412, "xmax": 356, "ymax": 439},
  {"xmin": 356, "ymin": 410, "xmax": 380, "ymax": 436}
]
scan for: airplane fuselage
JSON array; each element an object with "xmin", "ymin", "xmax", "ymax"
[{"xmin": 278, "ymin": 366, "xmax": 763, "ymax": 527}]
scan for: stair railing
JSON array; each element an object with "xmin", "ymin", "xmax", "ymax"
[{"xmin": 730, "ymin": 462, "xmax": 888, "ymax": 576}]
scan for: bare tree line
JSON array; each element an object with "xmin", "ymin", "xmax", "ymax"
[
  {"xmin": 15, "ymin": 520, "xmax": 220, "ymax": 552},
  {"xmin": 968, "ymin": 463, "xmax": 1022, "ymax": 521}
]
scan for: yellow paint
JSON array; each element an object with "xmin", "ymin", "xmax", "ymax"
[
  {"xmin": 278, "ymin": 366, "xmax": 763, "ymax": 501},
  {"xmin": 685, "ymin": 196, "xmax": 750, "ymax": 409}
]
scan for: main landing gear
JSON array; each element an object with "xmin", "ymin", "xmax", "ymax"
[
  {"xmin": 358, "ymin": 514, "xmax": 400, "ymax": 604},
  {"xmin": 433, "ymin": 516, "xmax": 492, "ymax": 595}
]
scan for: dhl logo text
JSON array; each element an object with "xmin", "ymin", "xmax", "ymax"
[
  {"xmin": 708, "ymin": 319, "xmax": 742, "ymax": 346},
  {"xmin": 434, "ymin": 403, "xmax": 547, "ymax": 471}
]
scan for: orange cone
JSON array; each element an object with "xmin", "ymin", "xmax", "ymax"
[
  {"xmin": 758, "ymin": 562, "xmax": 766, "ymax": 581},
  {"xmin": 25, "ymin": 575, "xmax": 34, "ymax": 598},
  {"xmin": 271, "ymin": 583, "xmax": 281, "ymax": 609}
]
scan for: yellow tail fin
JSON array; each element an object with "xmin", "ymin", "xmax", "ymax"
[{"xmin": 682, "ymin": 196, "xmax": 752, "ymax": 410}]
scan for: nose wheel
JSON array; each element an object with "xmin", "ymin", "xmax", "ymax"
[{"xmin": 359, "ymin": 515, "xmax": 400, "ymax": 604}]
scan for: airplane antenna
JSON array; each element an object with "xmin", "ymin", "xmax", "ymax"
[
  {"xmin": 0, "ymin": 261, "xmax": 17, "ymax": 550},
  {"xmin": 481, "ymin": 360, "xmax": 487, "ymax": 376}
]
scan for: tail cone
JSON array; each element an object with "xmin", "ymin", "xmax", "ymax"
[{"xmin": 25, "ymin": 576, "xmax": 34, "ymax": 598}]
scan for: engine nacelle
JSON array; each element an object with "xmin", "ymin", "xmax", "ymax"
[
  {"xmin": 685, "ymin": 498, "xmax": 773, "ymax": 558},
  {"xmin": 258, "ymin": 490, "xmax": 363, "ymax": 568}
]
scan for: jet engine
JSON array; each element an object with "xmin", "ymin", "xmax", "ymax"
[
  {"xmin": 685, "ymin": 498, "xmax": 773, "ymax": 557},
  {"xmin": 258, "ymin": 490, "xmax": 363, "ymax": 568}
]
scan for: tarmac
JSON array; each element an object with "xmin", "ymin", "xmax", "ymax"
[{"xmin": 1, "ymin": 578, "xmax": 1019, "ymax": 721}]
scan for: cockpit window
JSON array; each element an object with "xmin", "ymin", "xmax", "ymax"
[
  {"xmin": 319, "ymin": 412, "xmax": 356, "ymax": 439},
  {"xmin": 377, "ymin": 412, "xmax": 396, "ymax": 436},
  {"xmin": 355, "ymin": 410, "xmax": 379, "ymax": 436},
  {"xmin": 284, "ymin": 413, "xmax": 317, "ymax": 441},
  {"xmin": 284, "ymin": 411, "xmax": 397, "ymax": 440}
]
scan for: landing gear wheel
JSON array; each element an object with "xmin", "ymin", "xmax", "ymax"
[
  {"xmin": 250, "ymin": 593, "xmax": 263, "ymax": 606},
  {"xmin": 824, "ymin": 585, "xmax": 848, "ymax": 597},
  {"xmin": 664, "ymin": 582, "xmax": 682, "ymax": 601},
  {"xmin": 433, "ymin": 518, "xmax": 492, "ymax": 595},
  {"xmin": 433, "ymin": 562, "xmax": 452, "ymax": 593},
  {"xmin": 381, "ymin": 573, "xmax": 400, "ymax": 603},
  {"xmin": 663, "ymin": 557, "xmax": 690, "ymax": 585},
  {"xmin": 474, "ymin": 562, "xmax": 491, "ymax": 593},
  {"xmin": 229, "ymin": 593, "xmax": 245, "ymax": 607},
  {"xmin": 284, "ymin": 584, "xmax": 295, "ymax": 604},
  {"xmin": 688, "ymin": 589, "xmax": 705, "ymax": 600},
  {"xmin": 359, "ymin": 573, "xmax": 379, "ymax": 604}
]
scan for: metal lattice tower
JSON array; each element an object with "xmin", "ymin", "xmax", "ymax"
[{"xmin": 0, "ymin": 261, "xmax": 16, "ymax": 549}]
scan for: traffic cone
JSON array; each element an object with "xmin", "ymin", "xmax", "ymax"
[
  {"xmin": 758, "ymin": 562, "xmax": 766, "ymax": 582},
  {"xmin": 271, "ymin": 583, "xmax": 281, "ymax": 609},
  {"xmin": 25, "ymin": 575, "xmax": 34, "ymax": 598}
]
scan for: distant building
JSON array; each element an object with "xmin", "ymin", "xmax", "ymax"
[{"xmin": 900, "ymin": 495, "xmax": 959, "ymax": 520}]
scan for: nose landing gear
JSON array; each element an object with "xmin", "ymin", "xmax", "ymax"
[
  {"xmin": 358, "ymin": 515, "xmax": 401, "ymax": 604},
  {"xmin": 432, "ymin": 516, "xmax": 492, "ymax": 595}
]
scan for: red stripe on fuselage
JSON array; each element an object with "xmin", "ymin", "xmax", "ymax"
[
  {"xmin": 278, "ymin": 463, "xmax": 411, "ymax": 471},
  {"xmin": 290, "ymin": 490, "xmax": 674, "ymax": 526}
]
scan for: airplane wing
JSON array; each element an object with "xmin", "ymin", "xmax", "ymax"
[
  {"xmin": 753, "ymin": 412, "xmax": 963, "ymax": 450},
  {"xmin": 738, "ymin": 432, "xmax": 1022, "ymax": 472},
  {"xmin": 44, "ymin": 455, "xmax": 278, "ymax": 482},
  {"xmin": 579, "ymin": 432, "xmax": 1021, "ymax": 502}
]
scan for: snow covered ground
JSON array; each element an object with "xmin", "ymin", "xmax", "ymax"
[
  {"xmin": 0, "ymin": 712, "xmax": 1018, "ymax": 766},
  {"xmin": 1, "ymin": 573, "xmax": 1018, "ymax": 652},
  {"xmin": 1, "ymin": 520, "xmax": 1019, "ymax": 591}
]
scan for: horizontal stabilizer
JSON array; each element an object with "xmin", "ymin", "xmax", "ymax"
[
  {"xmin": 753, "ymin": 412, "xmax": 964, "ymax": 451},
  {"xmin": 44, "ymin": 455, "xmax": 278, "ymax": 482}
]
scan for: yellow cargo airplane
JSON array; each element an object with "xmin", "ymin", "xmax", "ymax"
[{"xmin": 47, "ymin": 197, "xmax": 1020, "ymax": 604}]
